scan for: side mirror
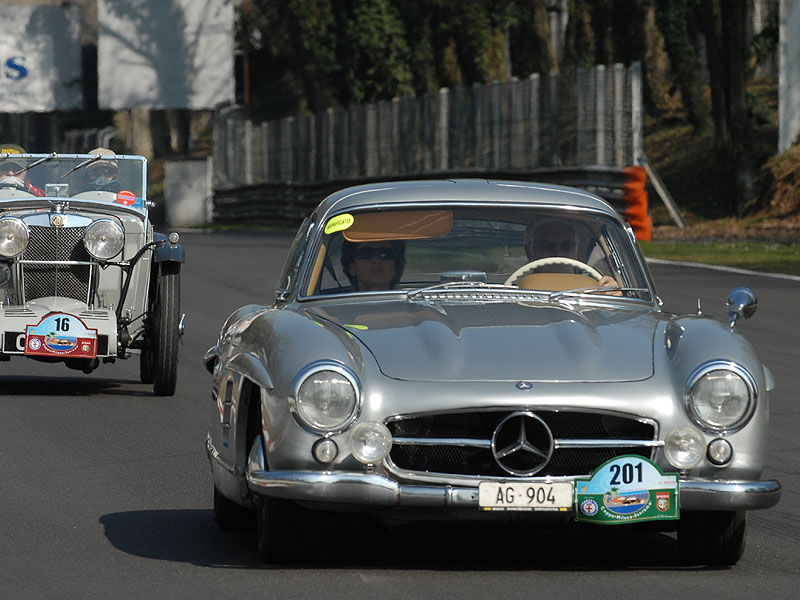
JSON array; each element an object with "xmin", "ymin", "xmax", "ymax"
[{"xmin": 726, "ymin": 287, "xmax": 757, "ymax": 327}]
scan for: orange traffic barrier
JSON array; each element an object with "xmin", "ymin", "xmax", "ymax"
[{"xmin": 622, "ymin": 166, "xmax": 651, "ymax": 241}]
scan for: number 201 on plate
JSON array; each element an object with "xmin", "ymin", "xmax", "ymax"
[{"xmin": 478, "ymin": 481, "xmax": 572, "ymax": 511}]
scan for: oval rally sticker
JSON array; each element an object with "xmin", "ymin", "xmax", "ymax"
[
  {"xmin": 324, "ymin": 213, "xmax": 354, "ymax": 234},
  {"xmin": 116, "ymin": 190, "xmax": 137, "ymax": 206}
]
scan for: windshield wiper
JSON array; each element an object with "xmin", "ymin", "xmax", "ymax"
[
  {"xmin": 59, "ymin": 154, "xmax": 104, "ymax": 180},
  {"xmin": 12, "ymin": 152, "xmax": 57, "ymax": 177}
]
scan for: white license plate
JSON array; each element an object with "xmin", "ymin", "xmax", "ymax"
[{"xmin": 478, "ymin": 481, "xmax": 573, "ymax": 511}]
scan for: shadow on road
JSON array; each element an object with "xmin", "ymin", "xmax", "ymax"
[
  {"xmin": 99, "ymin": 508, "xmax": 709, "ymax": 571},
  {"xmin": 0, "ymin": 374, "xmax": 154, "ymax": 397}
]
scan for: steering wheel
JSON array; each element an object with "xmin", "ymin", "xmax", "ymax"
[
  {"xmin": 505, "ymin": 257, "xmax": 603, "ymax": 286},
  {"xmin": 0, "ymin": 175, "xmax": 26, "ymax": 191}
]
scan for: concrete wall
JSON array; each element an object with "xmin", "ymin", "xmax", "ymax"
[{"xmin": 164, "ymin": 157, "xmax": 212, "ymax": 227}]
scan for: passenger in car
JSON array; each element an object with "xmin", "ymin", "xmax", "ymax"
[
  {"xmin": 524, "ymin": 218, "xmax": 619, "ymax": 289},
  {"xmin": 341, "ymin": 240, "xmax": 406, "ymax": 291},
  {"xmin": 84, "ymin": 147, "xmax": 121, "ymax": 193},
  {"xmin": 0, "ymin": 143, "xmax": 44, "ymax": 196}
]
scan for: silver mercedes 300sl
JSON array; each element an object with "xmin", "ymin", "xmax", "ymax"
[{"xmin": 204, "ymin": 179, "xmax": 781, "ymax": 565}]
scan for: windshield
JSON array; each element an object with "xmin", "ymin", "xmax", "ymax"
[
  {"xmin": 0, "ymin": 153, "xmax": 147, "ymax": 211},
  {"xmin": 303, "ymin": 205, "xmax": 652, "ymax": 301}
]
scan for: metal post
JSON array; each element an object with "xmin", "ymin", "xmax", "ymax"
[
  {"xmin": 595, "ymin": 64, "xmax": 606, "ymax": 165},
  {"xmin": 438, "ymin": 87, "xmax": 449, "ymax": 171}
]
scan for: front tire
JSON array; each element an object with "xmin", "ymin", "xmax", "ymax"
[
  {"xmin": 139, "ymin": 347, "xmax": 154, "ymax": 384},
  {"xmin": 152, "ymin": 262, "xmax": 181, "ymax": 396},
  {"xmin": 256, "ymin": 496, "xmax": 302, "ymax": 564},
  {"xmin": 213, "ymin": 484, "xmax": 253, "ymax": 531},
  {"xmin": 678, "ymin": 510, "xmax": 747, "ymax": 565}
]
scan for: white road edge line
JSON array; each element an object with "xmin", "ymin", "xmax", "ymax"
[{"xmin": 646, "ymin": 257, "xmax": 800, "ymax": 282}]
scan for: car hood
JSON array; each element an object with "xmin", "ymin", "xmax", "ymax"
[{"xmin": 308, "ymin": 300, "xmax": 661, "ymax": 382}]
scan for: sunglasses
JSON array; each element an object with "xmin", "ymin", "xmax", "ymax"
[
  {"xmin": 536, "ymin": 240, "xmax": 578, "ymax": 253},
  {"xmin": 87, "ymin": 165, "xmax": 118, "ymax": 177},
  {"xmin": 355, "ymin": 246, "xmax": 394, "ymax": 260}
]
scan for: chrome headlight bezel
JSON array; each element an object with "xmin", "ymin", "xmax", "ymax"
[
  {"xmin": 83, "ymin": 218, "xmax": 125, "ymax": 260},
  {"xmin": 289, "ymin": 361, "xmax": 361, "ymax": 434},
  {"xmin": 0, "ymin": 217, "xmax": 29, "ymax": 258},
  {"xmin": 684, "ymin": 361, "xmax": 756, "ymax": 434}
]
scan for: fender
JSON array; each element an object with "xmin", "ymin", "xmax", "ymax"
[
  {"xmin": 153, "ymin": 232, "xmax": 185, "ymax": 263},
  {"xmin": 226, "ymin": 351, "xmax": 274, "ymax": 391}
]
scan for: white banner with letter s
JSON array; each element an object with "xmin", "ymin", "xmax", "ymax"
[{"xmin": 0, "ymin": 4, "xmax": 83, "ymax": 112}]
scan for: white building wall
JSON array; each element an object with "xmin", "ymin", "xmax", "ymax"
[
  {"xmin": 98, "ymin": 0, "xmax": 235, "ymax": 110},
  {"xmin": 779, "ymin": 0, "xmax": 800, "ymax": 152}
]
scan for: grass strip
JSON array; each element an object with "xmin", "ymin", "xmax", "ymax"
[{"xmin": 640, "ymin": 241, "xmax": 800, "ymax": 276}]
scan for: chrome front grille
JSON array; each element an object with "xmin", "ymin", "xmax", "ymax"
[
  {"xmin": 21, "ymin": 226, "xmax": 92, "ymax": 302},
  {"xmin": 386, "ymin": 410, "xmax": 657, "ymax": 479}
]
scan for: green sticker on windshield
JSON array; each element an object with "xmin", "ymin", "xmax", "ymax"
[{"xmin": 325, "ymin": 213, "xmax": 354, "ymax": 234}]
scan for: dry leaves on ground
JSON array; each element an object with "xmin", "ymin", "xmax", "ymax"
[{"xmin": 652, "ymin": 216, "xmax": 800, "ymax": 243}]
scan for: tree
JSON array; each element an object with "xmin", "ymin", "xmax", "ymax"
[
  {"xmin": 654, "ymin": 0, "xmax": 711, "ymax": 136},
  {"xmin": 700, "ymin": 0, "xmax": 770, "ymax": 214}
]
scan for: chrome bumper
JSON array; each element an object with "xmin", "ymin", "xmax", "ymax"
[{"xmin": 246, "ymin": 469, "xmax": 782, "ymax": 512}]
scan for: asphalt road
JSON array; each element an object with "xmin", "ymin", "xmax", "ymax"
[{"xmin": 1, "ymin": 231, "xmax": 797, "ymax": 599}]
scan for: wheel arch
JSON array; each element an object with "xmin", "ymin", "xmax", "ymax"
[{"xmin": 227, "ymin": 356, "xmax": 273, "ymax": 479}]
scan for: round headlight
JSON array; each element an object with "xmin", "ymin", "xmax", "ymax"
[
  {"xmin": 664, "ymin": 426, "xmax": 706, "ymax": 469},
  {"xmin": 84, "ymin": 218, "xmax": 124, "ymax": 260},
  {"xmin": 707, "ymin": 438, "xmax": 733, "ymax": 466},
  {"xmin": 0, "ymin": 217, "xmax": 29, "ymax": 258},
  {"xmin": 685, "ymin": 362, "xmax": 755, "ymax": 432},
  {"xmin": 291, "ymin": 364, "xmax": 360, "ymax": 432},
  {"xmin": 350, "ymin": 421, "xmax": 392, "ymax": 464}
]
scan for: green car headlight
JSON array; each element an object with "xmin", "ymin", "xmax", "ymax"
[
  {"xmin": 290, "ymin": 362, "xmax": 360, "ymax": 433},
  {"xmin": 685, "ymin": 361, "xmax": 756, "ymax": 433},
  {"xmin": 0, "ymin": 217, "xmax": 29, "ymax": 258},
  {"xmin": 83, "ymin": 218, "xmax": 124, "ymax": 260}
]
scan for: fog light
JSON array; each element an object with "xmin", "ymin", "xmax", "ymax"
[
  {"xmin": 707, "ymin": 438, "xmax": 733, "ymax": 466},
  {"xmin": 350, "ymin": 421, "xmax": 392, "ymax": 464},
  {"xmin": 312, "ymin": 437, "xmax": 338, "ymax": 464},
  {"xmin": 664, "ymin": 426, "xmax": 705, "ymax": 469}
]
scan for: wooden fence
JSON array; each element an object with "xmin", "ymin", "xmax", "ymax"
[{"xmin": 213, "ymin": 63, "xmax": 643, "ymax": 191}]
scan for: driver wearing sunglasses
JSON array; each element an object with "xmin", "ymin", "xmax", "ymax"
[{"xmin": 341, "ymin": 240, "xmax": 406, "ymax": 291}]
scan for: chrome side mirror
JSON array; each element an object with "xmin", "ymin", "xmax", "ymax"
[{"xmin": 726, "ymin": 287, "xmax": 757, "ymax": 327}]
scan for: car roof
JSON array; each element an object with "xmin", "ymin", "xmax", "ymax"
[{"xmin": 318, "ymin": 179, "xmax": 619, "ymax": 217}]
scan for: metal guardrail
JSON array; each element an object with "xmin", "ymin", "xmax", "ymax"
[{"xmin": 211, "ymin": 167, "xmax": 635, "ymax": 226}]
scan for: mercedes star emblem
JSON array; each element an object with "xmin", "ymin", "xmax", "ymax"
[{"xmin": 491, "ymin": 411, "xmax": 554, "ymax": 476}]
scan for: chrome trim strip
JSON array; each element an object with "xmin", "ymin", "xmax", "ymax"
[
  {"xmin": 554, "ymin": 438, "xmax": 664, "ymax": 448},
  {"xmin": 18, "ymin": 260, "xmax": 98, "ymax": 266},
  {"xmin": 392, "ymin": 437, "xmax": 491, "ymax": 448},
  {"xmin": 245, "ymin": 469, "xmax": 782, "ymax": 511},
  {"xmin": 206, "ymin": 436, "xmax": 238, "ymax": 477},
  {"xmin": 392, "ymin": 437, "xmax": 662, "ymax": 449}
]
